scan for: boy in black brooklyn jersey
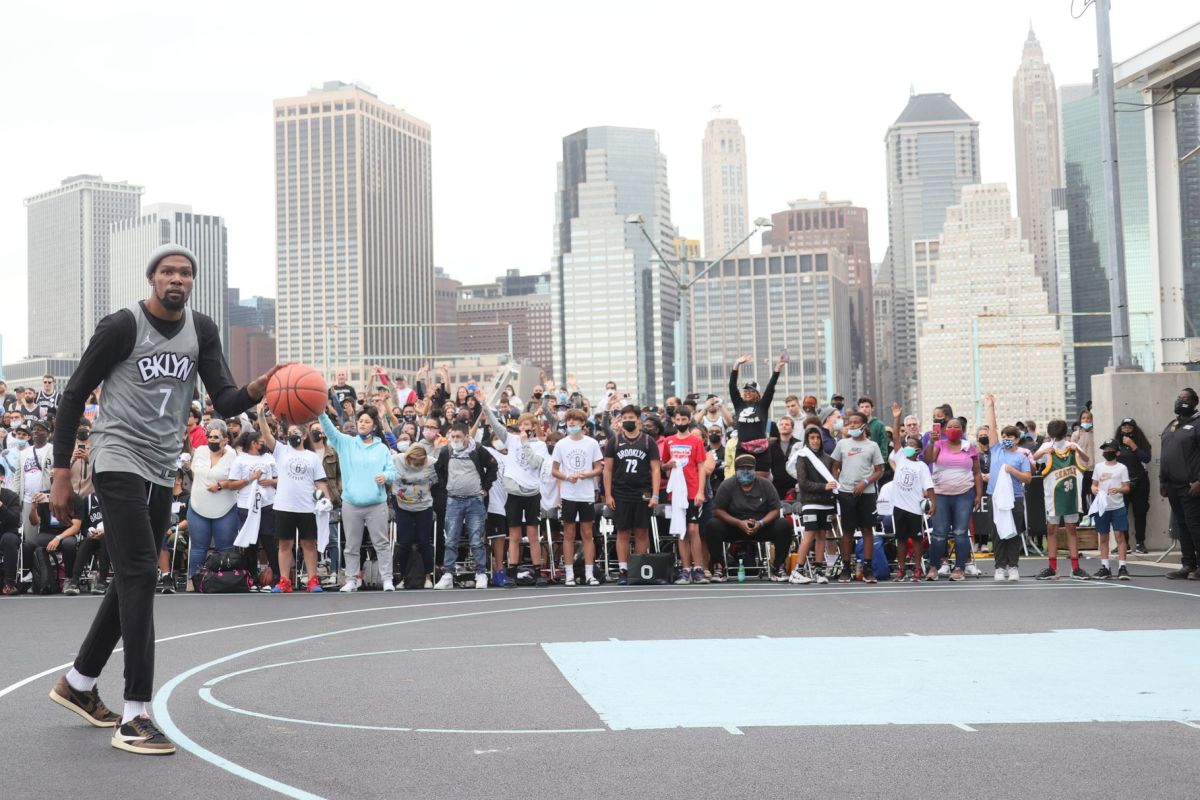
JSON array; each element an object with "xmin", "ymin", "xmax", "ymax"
[
  {"xmin": 603, "ymin": 405, "xmax": 660, "ymax": 585},
  {"xmin": 47, "ymin": 244, "xmax": 284, "ymax": 755}
]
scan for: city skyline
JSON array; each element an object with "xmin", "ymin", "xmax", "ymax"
[{"xmin": 0, "ymin": 1, "xmax": 1189, "ymax": 371}]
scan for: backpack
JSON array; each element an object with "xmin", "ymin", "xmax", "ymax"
[
  {"xmin": 854, "ymin": 538, "xmax": 892, "ymax": 580},
  {"xmin": 32, "ymin": 548, "xmax": 64, "ymax": 595},
  {"xmin": 194, "ymin": 550, "xmax": 251, "ymax": 593}
]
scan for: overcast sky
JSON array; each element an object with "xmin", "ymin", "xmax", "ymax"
[{"xmin": 0, "ymin": 0, "xmax": 1192, "ymax": 366}]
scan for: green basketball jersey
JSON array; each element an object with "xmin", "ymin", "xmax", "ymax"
[{"xmin": 1041, "ymin": 446, "xmax": 1083, "ymax": 517}]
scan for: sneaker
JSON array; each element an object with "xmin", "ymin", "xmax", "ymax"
[
  {"xmin": 673, "ymin": 570, "xmax": 692, "ymax": 585},
  {"xmin": 908, "ymin": 570, "xmax": 920, "ymax": 583},
  {"xmin": 586, "ymin": 575, "xmax": 601, "ymax": 586},
  {"xmin": 91, "ymin": 580, "xmax": 108, "ymax": 596},
  {"xmin": 434, "ymin": 573, "xmax": 454, "ymax": 590},
  {"xmin": 815, "ymin": 572, "xmax": 830, "ymax": 585},
  {"xmin": 423, "ymin": 576, "xmax": 434, "ymax": 589},
  {"xmin": 949, "ymin": 567, "xmax": 964, "ymax": 581},
  {"xmin": 49, "ymin": 676, "xmax": 120, "ymax": 727},
  {"xmin": 564, "ymin": 576, "xmax": 577, "ymax": 586},
  {"xmin": 925, "ymin": 568, "xmax": 939, "ymax": 582},
  {"xmin": 247, "ymin": 584, "xmax": 260, "ymax": 593},
  {"xmin": 1166, "ymin": 567, "xmax": 1194, "ymax": 580},
  {"xmin": 492, "ymin": 570, "xmax": 509, "ymax": 588},
  {"xmin": 789, "ymin": 568, "xmax": 812, "ymax": 585},
  {"xmin": 964, "ymin": 562, "xmax": 982, "ymax": 577},
  {"xmin": 1071, "ymin": 567, "xmax": 1090, "ymax": 581},
  {"xmin": 1117, "ymin": 565, "xmax": 1130, "ymax": 581},
  {"xmin": 1008, "ymin": 567, "xmax": 1020, "ymax": 582},
  {"xmin": 768, "ymin": 565, "xmax": 786, "ymax": 583},
  {"xmin": 1133, "ymin": 544, "xmax": 1149, "ymax": 555},
  {"xmin": 535, "ymin": 573, "xmax": 548, "ymax": 587},
  {"xmin": 3, "ymin": 582, "xmax": 19, "ymax": 595},
  {"xmin": 1093, "ymin": 566, "xmax": 1112, "ymax": 581},
  {"xmin": 938, "ymin": 563, "xmax": 951, "ymax": 577},
  {"xmin": 617, "ymin": 569, "xmax": 628, "ymax": 586},
  {"xmin": 994, "ymin": 568, "xmax": 1008, "ymax": 582},
  {"xmin": 339, "ymin": 578, "xmax": 358, "ymax": 593},
  {"xmin": 710, "ymin": 564, "xmax": 726, "ymax": 583},
  {"xmin": 862, "ymin": 571, "xmax": 878, "ymax": 585},
  {"xmin": 271, "ymin": 577, "xmax": 293, "ymax": 593},
  {"xmin": 63, "ymin": 579, "xmax": 80, "ymax": 596},
  {"xmin": 837, "ymin": 570, "xmax": 852, "ymax": 584},
  {"xmin": 1035, "ymin": 567, "xmax": 1057, "ymax": 580},
  {"xmin": 307, "ymin": 576, "xmax": 323, "ymax": 593},
  {"xmin": 111, "ymin": 715, "xmax": 176, "ymax": 755},
  {"xmin": 475, "ymin": 573, "xmax": 488, "ymax": 589}
]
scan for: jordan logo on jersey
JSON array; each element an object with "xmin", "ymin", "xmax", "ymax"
[{"xmin": 136, "ymin": 352, "xmax": 197, "ymax": 383}]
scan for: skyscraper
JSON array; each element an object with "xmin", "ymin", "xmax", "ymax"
[
  {"xmin": 877, "ymin": 93, "xmax": 980, "ymax": 412},
  {"xmin": 1061, "ymin": 82, "xmax": 1154, "ymax": 400},
  {"xmin": 701, "ymin": 118, "xmax": 750, "ymax": 257},
  {"xmin": 1178, "ymin": 93, "xmax": 1200, "ymax": 335},
  {"xmin": 762, "ymin": 194, "xmax": 874, "ymax": 398},
  {"xmin": 1013, "ymin": 26, "xmax": 1063, "ymax": 310},
  {"xmin": 917, "ymin": 184, "xmax": 1064, "ymax": 426},
  {"xmin": 111, "ymin": 203, "xmax": 229, "ymax": 347},
  {"xmin": 24, "ymin": 175, "xmax": 143, "ymax": 357},
  {"xmin": 274, "ymin": 81, "xmax": 433, "ymax": 383},
  {"xmin": 552, "ymin": 126, "xmax": 678, "ymax": 403}
]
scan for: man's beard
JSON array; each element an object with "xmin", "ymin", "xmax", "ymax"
[{"xmin": 159, "ymin": 289, "xmax": 188, "ymax": 311}]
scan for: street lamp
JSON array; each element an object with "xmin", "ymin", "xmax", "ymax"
[{"xmin": 625, "ymin": 214, "xmax": 774, "ymax": 395}]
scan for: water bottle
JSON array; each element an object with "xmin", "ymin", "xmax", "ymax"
[{"xmin": 737, "ymin": 559, "xmax": 746, "ymax": 583}]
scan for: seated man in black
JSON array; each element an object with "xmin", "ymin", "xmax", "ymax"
[
  {"xmin": 703, "ymin": 454, "xmax": 793, "ymax": 582},
  {"xmin": 1, "ymin": 482, "xmax": 33, "ymax": 595},
  {"xmin": 28, "ymin": 487, "xmax": 83, "ymax": 592}
]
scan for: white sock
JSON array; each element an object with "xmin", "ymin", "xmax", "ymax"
[
  {"xmin": 1119, "ymin": 560, "xmax": 1127, "ymax": 568},
  {"xmin": 1101, "ymin": 558, "xmax": 1110, "ymax": 569},
  {"xmin": 619, "ymin": 561, "xmax": 627, "ymax": 571},
  {"xmin": 565, "ymin": 564, "xmax": 575, "ymax": 580},
  {"xmin": 122, "ymin": 701, "xmax": 148, "ymax": 724},
  {"xmin": 585, "ymin": 564, "xmax": 594, "ymax": 579},
  {"xmin": 66, "ymin": 668, "xmax": 96, "ymax": 692}
]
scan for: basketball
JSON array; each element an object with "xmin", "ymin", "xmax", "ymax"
[{"xmin": 263, "ymin": 364, "xmax": 328, "ymax": 424}]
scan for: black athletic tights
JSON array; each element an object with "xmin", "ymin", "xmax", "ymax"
[{"xmin": 74, "ymin": 471, "xmax": 172, "ymax": 702}]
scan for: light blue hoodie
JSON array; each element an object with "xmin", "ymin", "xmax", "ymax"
[{"xmin": 318, "ymin": 413, "xmax": 396, "ymax": 507}]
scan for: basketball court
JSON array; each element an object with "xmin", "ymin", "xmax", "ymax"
[{"xmin": 5, "ymin": 558, "xmax": 1198, "ymax": 799}]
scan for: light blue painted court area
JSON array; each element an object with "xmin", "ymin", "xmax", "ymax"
[{"xmin": 542, "ymin": 629, "xmax": 1200, "ymax": 730}]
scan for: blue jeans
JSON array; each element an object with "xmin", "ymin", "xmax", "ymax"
[
  {"xmin": 187, "ymin": 506, "xmax": 240, "ymax": 577},
  {"xmin": 443, "ymin": 496, "xmax": 487, "ymax": 573},
  {"xmin": 930, "ymin": 489, "xmax": 975, "ymax": 569}
]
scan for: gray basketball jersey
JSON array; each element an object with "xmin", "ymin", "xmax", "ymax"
[{"xmin": 90, "ymin": 304, "xmax": 200, "ymax": 486}]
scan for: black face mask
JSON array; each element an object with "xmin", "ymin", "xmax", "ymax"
[
  {"xmin": 1176, "ymin": 400, "xmax": 1196, "ymax": 417},
  {"xmin": 287, "ymin": 434, "xmax": 303, "ymax": 447},
  {"xmin": 1103, "ymin": 450, "xmax": 1118, "ymax": 461},
  {"xmin": 207, "ymin": 442, "xmax": 222, "ymax": 452},
  {"xmin": 708, "ymin": 434, "xmax": 722, "ymax": 445},
  {"xmin": 403, "ymin": 415, "xmax": 416, "ymax": 424},
  {"xmin": 621, "ymin": 420, "xmax": 638, "ymax": 433},
  {"xmin": 978, "ymin": 436, "xmax": 990, "ymax": 447}
]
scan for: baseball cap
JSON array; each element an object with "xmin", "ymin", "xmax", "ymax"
[
  {"xmin": 741, "ymin": 380, "xmax": 760, "ymax": 392},
  {"xmin": 831, "ymin": 393, "xmax": 844, "ymax": 401},
  {"xmin": 1100, "ymin": 438, "xmax": 1119, "ymax": 451},
  {"xmin": 1121, "ymin": 417, "xmax": 1137, "ymax": 426},
  {"xmin": 734, "ymin": 454, "xmax": 757, "ymax": 470},
  {"xmin": 30, "ymin": 419, "xmax": 50, "ymax": 431}
]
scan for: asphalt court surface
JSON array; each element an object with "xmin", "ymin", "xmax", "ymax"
[{"xmin": 4, "ymin": 559, "xmax": 1199, "ymax": 800}]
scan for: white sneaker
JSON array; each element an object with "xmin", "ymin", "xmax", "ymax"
[
  {"xmin": 475, "ymin": 573, "xmax": 488, "ymax": 589},
  {"xmin": 382, "ymin": 580, "xmax": 396, "ymax": 592},
  {"xmin": 586, "ymin": 575, "xmax": 600, "ymax": 586},
  {"xmin": 815, "ymin": 573, "xmax": 829, "ymax": 584},
  {"xmin": 938, "ymin": 563, "xmax": 951, "ymax": 577},
  {"xmin": 994, "ymin": 567, "xmax": 1007, "ymax": 582},
  {"xmin": 339, "ymin": 578, "xmax": 358, "ymax": 593},
  {"xmin": 434, "ymin": 573, "xmax": 454, "ymax": 590},
  {"xmin": 423, "ymin": 576, "xmax": 434, "ymax": 589},
  {"xmin": 565, "ymin": 576, "xmax": 578, "ymax": 586},
  {"xmin": 789, "ymin": 568, "xmax": 812, "ymax": 585},
  {"xmin": 964, "ymin": 562, "xmax": 982, "ymax": 577},
  {"xmin": 1007, "ymin": 567, "xmax": 1020, "ymax": 582}
]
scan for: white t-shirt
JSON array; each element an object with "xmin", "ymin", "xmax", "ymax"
[
  {"xmin": 1093, "ymin": 460, "xmax": 1130, "ymax": 510},
  {"xmin": 22, "ymin": 445, "xmax": 52, "ymax": 502},
  {"xmin": 551, "ymin": 435, "xmax": 604, "ymax": 503},
  {"xmin": 272, "ymin": 441, "xmax": 326, "ymax": 513},
  {"xmin": 876, "ymin": 481, "xmax": 895, "ymax": 517},
  {"xmin": 890, "ymin": 457, "xmax": 934, "ymax": 516},
  {"xmin": 484, "ymin": 446, "xmax": 508, "ymax": 516},
  {"xmin": 230, "ymin": 452, "xmax": 277, "ymax": 508}
]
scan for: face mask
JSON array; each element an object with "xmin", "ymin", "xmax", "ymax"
[
  {"xmin": 1176, "ymin": 400, "xmax": 1195, "ymax": 417},
  {"xmin": 1080, "ymin": 422, "xmax": 1093, "ymax": 431},
  {"xmin": 902, "ymin": 445, "xmax": 918, "ymax": 459},
  {"xmin": 945, "ymin": 428, "xmax": 963, "ymax": 442},
  {"xmin": 832, "ymin": 418, "xmax": 844, "ymax": 432},
  {"xmin": 848, "ymin": 427, "xmax": 864, "ymax": 438},
  {"xmin": 423, "ymin": 429, "xmax": 438, "ymax": 441},
  {"xmin": 1001, "ymin": 439, "xmax": 1016, "ymax": 449},
  {"xmin": 735, "ymin": 470, "xmax": 756, "ymax": 485},
  {"xmin": 832, "ymin": 401, "xmax": 844, "ymax": 411},
  {"xmin": 359, "ymin": 432, "xmax": 373, "ymax": 441},
  {"xmin": 287, "ymin": 434, "xmax": 303, "ymax": 447},
  {"xmin": 450, "ymin": 441, "xmax": 465, "ymax": 453},
  {"xmin": 396, "ymin": 441, "xmax": 411, "ymax": 453},
  {"xmin": 1103, "ymin": 450, "xmax": 1118, "ymax": 461},
  {"xmin": 403, "ymin": 415, "xmax": 416, "ymax": 424},
  {"xmin": 622, "ymin": 420, "xmax": 638, "ymax": 433},
  {"xmin": 15, "ymin": 439, "xmax": 28, "ymax": 450},
  {"xmin": 978, "ymin": 436, "xmax": 990, "ymax": 447},
  {"xmin": 567, "ymin": 425, "xmax": 582, "ymax": 436},
  {"xmin": 207, "ymin": 442, "xmax": 222, "ymax": 452}
]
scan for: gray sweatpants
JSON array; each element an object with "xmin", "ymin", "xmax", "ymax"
[{"xmin": 342, "ymin": 502, "xmax": 392, "ymax": 582}]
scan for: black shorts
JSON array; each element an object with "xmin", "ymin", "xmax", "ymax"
[
  {"xmin": 683, "ymin": 501, "xmax": 702, "ymax": 525},
  {"xmin": 799, "ymin": 507, "xmax": 834, "ymax": 532},
  {"xmin": 892, "ymin": 507, "xmax": 925, "ymax": 540},
  {"xmin": 486, "ymin": 512, "xmax": 507, "ymax": 540},
  {"xmin": 613, "ymin": 497, "xmax": 650, "ymax": 532},
  {"xmin": 505, "ymin": 493, "xmax": 541, "ymax": 527},
  {"xmin": 837, "ymin": 491, "xmax": 877, "ymax": 531},
  {"xmin": 275, "ymin": 509, "xmax": 318, "ymax": 541},
  {"xmin": 560, "ymin": 499, "xmax": 596, "ymax": 523}
]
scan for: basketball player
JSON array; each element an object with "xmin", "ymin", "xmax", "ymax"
[{"xmin": 47, "ymin": 244, "xmax": 286, "ymax": 755}]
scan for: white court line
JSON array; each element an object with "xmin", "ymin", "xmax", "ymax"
[
  {"xmin": 1088, "ymin": 582, "xmax": 1200, "ymax": 600},
  {"xmin": 1177, "ymin": 720, "xmax": 1200, "ymax": 729},
  {"xmin": 952, "ymin": 723, "xmax": 977, "ymax": 732}
]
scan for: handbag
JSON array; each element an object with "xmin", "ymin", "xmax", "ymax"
[{"xmin": 194, "ymin": 550, "xmax": 251, "ymax": 593}]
